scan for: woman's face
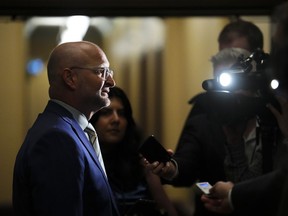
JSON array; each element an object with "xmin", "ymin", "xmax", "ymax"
[{"xmin": 94, "ymin": 97, "xmax": 128, "ymax": 145}]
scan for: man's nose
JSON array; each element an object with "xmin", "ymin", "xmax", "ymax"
[{"xmin": 106, "ymin": 74, "xmax": 116, "ymax": 88}]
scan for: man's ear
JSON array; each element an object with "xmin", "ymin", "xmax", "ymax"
[{"xmin": 62, "ymin": 68, "xmax": 77, "ymax": 90}]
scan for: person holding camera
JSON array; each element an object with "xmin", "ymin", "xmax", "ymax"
[
  {"xmin": 200, "ymin": 2, "xmax": 288, "ymax": 216},
  {"xmin": 142, "ymin": 20, "xmax": 282, "ymax": 215},
  {"xmin": 143, "ymin": 47, "xmax": 281, "ymax": 216},
  {"xmin": 207, "ymin": 48, "xmax": 273, "ymax": 183}
]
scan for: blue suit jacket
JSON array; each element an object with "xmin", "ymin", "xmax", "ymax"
[{"xmin": 13, "ymin": 101, "xmax": 119, "ymax": 216}]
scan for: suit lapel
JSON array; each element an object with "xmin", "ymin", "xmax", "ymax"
[
  {"xmin": 45, "ymin": 101, "xmax": 107, "ymax": 179},
  {"xmin": 70, "ymin": 117, "xmax": 120, "ymax": 215},
  {"xmin": 45, "ymin": 101, "xmax": 120, "ymax": 215}
]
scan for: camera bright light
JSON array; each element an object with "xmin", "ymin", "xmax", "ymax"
[
  {"xmin": 270, "ymin": 79, "xmax": 279, "ymax": 90},
  {"xmin": 219, "ymin": 72, "xmax": 232, "ymax": 87}
]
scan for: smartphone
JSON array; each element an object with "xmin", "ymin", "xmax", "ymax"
[
  {"xmin": 195, "ymin": 182, "xmax": 212, "ymax": 195},
  {"xmin": 138, "ymin": 135, "xmax": 171, "ymax": 163}
]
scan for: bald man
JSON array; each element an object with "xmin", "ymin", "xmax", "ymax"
[{"xmin": 13, "ymin": 41, "xmax": 119, "ymax": 216}]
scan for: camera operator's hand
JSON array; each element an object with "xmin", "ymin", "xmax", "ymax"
[
  {"xmin": 140, "ymin": 149, "xmax": 178, "ymax": 180},
  {"xmin": 267, "ymin": 95, "xmax": 288, "ymax": 138}
]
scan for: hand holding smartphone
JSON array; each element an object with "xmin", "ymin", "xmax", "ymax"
[{"xmin": 138, "ymin": 135, "xmax": 171, "ymax": 163}]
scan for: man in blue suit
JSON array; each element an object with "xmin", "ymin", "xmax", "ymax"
[{"xmin": 13, "ymin": 41, "xmax": 119, "ymax": 216}]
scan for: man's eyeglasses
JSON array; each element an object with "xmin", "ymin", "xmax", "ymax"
[{"xmin": 69, "ymin": 66, "xmax": 113, "ymax": 80}]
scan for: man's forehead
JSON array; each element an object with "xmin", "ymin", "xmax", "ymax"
[{"xmin": 220, "ymin": 37, "xmax": 250, "ymax": 52}]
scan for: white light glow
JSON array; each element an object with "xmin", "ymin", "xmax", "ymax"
[
  {"xmin": 219, "ymin": 73, "xmax": 232, "ymax": 87},
  {"xmin": 270, "ymin": 79, "xmax": 279, "ymax": 90},
  {"xmin": 60, "ymin": 16, "xmax": 90, "ymax": 44}
]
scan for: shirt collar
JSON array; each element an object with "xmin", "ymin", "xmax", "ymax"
[{"xmin": 51, "ymin": 99, "xmax": 89, "ymax": 130}]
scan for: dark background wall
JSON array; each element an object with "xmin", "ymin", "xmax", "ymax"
[{"xmin": 0, "ymin": 0, "xmax": 286, "ymax": 17}]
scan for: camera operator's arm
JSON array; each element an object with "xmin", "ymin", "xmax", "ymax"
[{"xmin": 267, "ymin": 95, "xmax": 288, "ymax": 139}]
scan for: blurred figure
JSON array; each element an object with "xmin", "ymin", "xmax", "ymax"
[
  {"xmin": 147, "ymin": 20, "xmax": 266, "ymax": 216},
  {"xmin": 218, "ymin": 19, "xmax": 264, "ymax": 52},
  {"xmin": 143, "ymin": 47, "xmax": 279, "ymax": 216},
  {"xmin": 13, "ymin": 41, "xmax": 119, "ymax": 216},
  {"xmin": 201, "ymin": 2, "xmax": 288, "ymax": 216},
  {"xmin": 90, "ymin": 86, "xmax": 178, "ymax": 216},
  {"xmin": 189, "ymin": 19, "xmax": 264, "ymax": 117},
  {"xmin": 210, "ymin": 48, "xmax": 268, "ymax": 183},
  {"xmin": 146, "ymin": 20, "xmax": 272, "ymax": 216}
]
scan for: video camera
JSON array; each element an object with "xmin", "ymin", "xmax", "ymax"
[
  {"xmin": 202, "ymin": 48, "xmax": 271, "ymax": 93},
  {"xmin": 196, "ymin": 49, "xmax": 280, "ymax": 125}
]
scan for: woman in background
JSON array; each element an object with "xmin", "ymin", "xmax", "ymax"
[{"xmin": 90, "ymin": 86, "xmax": 178, "ymax": 216}]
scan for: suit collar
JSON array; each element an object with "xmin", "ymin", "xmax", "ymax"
[{"xmin": 50, "ymin": 99, "xmax": 89, "ymax": 130}]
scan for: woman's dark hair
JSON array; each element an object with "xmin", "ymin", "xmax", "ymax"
[
  {"xmin": 90, "ymin": 86, "xmax": 136, "ymax": 133},
  {"xmin": 90, "ymin": 86, "xmax": 144, "ymax": 190}
]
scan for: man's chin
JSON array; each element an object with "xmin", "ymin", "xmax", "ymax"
[
  {"xmin": 94, "ymin": 98, "xmax": 110, "ymax": 112},
  {"xmin": 101, "ymin": 96, "xmax": 111, "ymax": 105},
  {"xmin": 104, "ymin": 98, "xmax": 111, "ymax": 107}
]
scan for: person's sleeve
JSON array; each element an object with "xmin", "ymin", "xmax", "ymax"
[
  {"xmin": 227, "ymin": 189, "xmax": 234, "ymax": 211},
  {"xmin": 231, "ymin": 169, "xmax": 286, "ymax": 216},
  {"xmin": 169, "ymin": 113, "xmax": 205, "ymax": 186}
]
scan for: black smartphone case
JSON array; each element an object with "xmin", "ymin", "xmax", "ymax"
[{"xmin": 138, "ymin": 135, "xmax": 171, "ymax": 163}]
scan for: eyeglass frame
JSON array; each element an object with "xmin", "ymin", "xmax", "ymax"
[{"xmin": 69, "ymin": 66, "xmax": 114, "ymax": 80}]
